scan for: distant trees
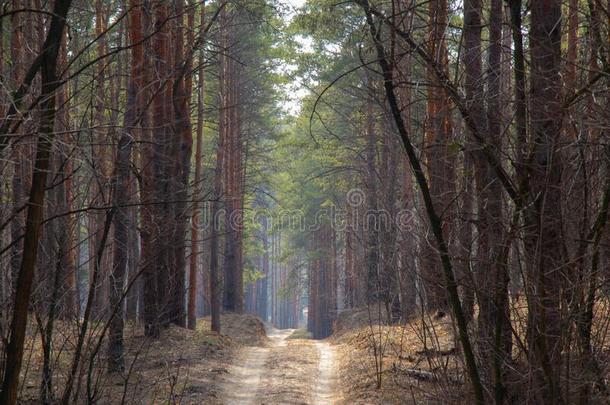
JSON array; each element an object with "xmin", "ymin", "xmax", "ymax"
[{"xmin": 308, "ymin": 224, "xmax": 336, "ymax": 338}]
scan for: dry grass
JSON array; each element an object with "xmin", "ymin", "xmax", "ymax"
[
  {"xmin": 14, "ymin": 313, "xmax": 266, "ymax": 404},
  {"xmin": 333, "ymin": 297, "xmax": 610, "ymax": 404},
  {"xmin": 332, "ymin": 305, "xmax": 470, "ymax": 404}
]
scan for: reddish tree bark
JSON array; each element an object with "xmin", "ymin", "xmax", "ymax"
[
  {"xmin": 420, "ymin": 0, "xmax": 454, "ymax": 311},
  {"xmin": 168, "ymin": 0, "xmax": 193, "ymax": 328},
  {"xmin": 54, "ymin": 29, "xmax": 78, "ymax": 321},
  {"xmin": 188, "ymin": 0, "xmax": 205, "ymax": 330},
  {"xmin": 108, "ymin": 0, "xmax": 144, "ymax": 372},
  {"xmin": 221, "ymin": 7, "xmax": 245, "ymax": 313},
  {"xmin": 150, "ymin": 0, "xmax": 173, "ymax": 328},
  {"xmin": 140, "ymin": 0, "xmax": 161, "ymax": 338},
  {"xmin": 208, "ymin": 103, "xmax": 224, "ymax": 333}
]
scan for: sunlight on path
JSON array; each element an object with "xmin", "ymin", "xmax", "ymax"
[
  {"xmin": 221, "ymin": 328, "xmax": 293, "ymax": 405},
  {"xmin": 221, "ymin": 327, "xmax": 340, "ymax": 404},
  {"xmin": 313, "ymin": 341, "xmax": 338, "ymax": 405}
]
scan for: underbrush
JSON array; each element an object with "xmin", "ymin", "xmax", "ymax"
[
  {"xmin": 333, "ymin": 305, "xmax": 465, "ymax": 404},
  {"xmin": 10, "ymin": 313, "xmax": 266, "ymax": 404},
  {"xmin": 332, "ymin": 299, "xmax": 610, "ymax": 404}
]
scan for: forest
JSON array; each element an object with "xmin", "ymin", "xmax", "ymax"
[{"xmin": 0, "ymin": 0, "xmax": 609, "ymax": 404}]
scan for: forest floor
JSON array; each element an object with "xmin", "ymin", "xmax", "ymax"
[
  {"xmin": 16, "ymin": 313, "xmax": 267, "ymax": 404},
  {"xmin": 331, "ymin": 305, "xmax": 468, "ymax": 404},
  {"xmin": 214, "ymin": 307, "xmax": 469, "ymax": 404},
  {"xmin": 15, "ymin": 308, "xmax": 504, "ymax": 404}
]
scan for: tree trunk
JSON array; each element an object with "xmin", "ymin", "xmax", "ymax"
[
  {"xmin": 9, "ymin": 0, "xmax": 25, "ymax": 296},
  {"xmin": 209, "ymin": 8, "xmax": 227, "ymax": 329},
  {"xmin": 221, "ymin": 7, "xmax": 244, "ymax": 314},
  {"xmin": 188, "ymin": 0, "xmax": 206, "ymax": 331},
  {"xmin": 151, "ymin": 1, "xmax": 173, "ymax": 329},
  {"xmin": 56, "ymin": 30, "xmax": 78, "ymax": 320},
  {"xmin": 167, "ymin": 0, "xmax": 194, "ymax": 328},
  {"xmin": 525, "ymin": 1, "xmax": 564, "ymax": 402},
  {"xmin": 421, "ymin": 0, "xmax": 454, "ymax": 311},
  {"xmin": 108, "ymin": 0, "xmax": 143, "ymax": 372},
  {"xmin": 89, "ymin": 0, "xmax": 111, "ymax": 321},
  {"xmin": 140, "ymin": 0, "xmax": 160, "ymax": 338},
  {"xmin": 0, "ymin": 2, "xmax": 71, "ymax": 403},
  {"xmin": 365, "ymin": 83, "xmax": 379, "ymax": 304},
  {"xmin": 463, "ymin": 0, "xmax": 512, "ymax": 399},
  {"xmin": 258, "ymin": 213, "xmax": 269, "ymax": 321},
  {"xmin": 209, "ymin": 141, "xmax": 224, "ymax": 333}
]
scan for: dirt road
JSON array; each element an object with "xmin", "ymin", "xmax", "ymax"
[{"xmin": 220, "ymin": 328, "xmax": 340, "ymax": 404}]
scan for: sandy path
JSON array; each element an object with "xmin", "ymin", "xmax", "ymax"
[
  {"xmin": 312, "ymin": 341, "xmax": 336, "ymax": 404},
  {"xmin": 221, "ymin": 328, "xmax": 293, "ymax": 405},
  {"xmin": 220, "ymin": 328, "xmax": 339, "ymax": 404}
]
